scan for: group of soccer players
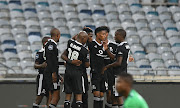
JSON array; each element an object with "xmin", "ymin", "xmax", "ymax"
[{"xmin": 32, "ymin": 26, "xmax": 149, "ymax": 108}]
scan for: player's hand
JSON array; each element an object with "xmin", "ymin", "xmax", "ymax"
[
  {"xmin": 103, "ymin": 41, "xmax": 108, "ymax": 50},
  {"xmin": 101, "ymin": 67, "xmax": 107, "ymax": 74},
  {"xmin": 129, "ymin": 56, "xmax": 134, "ymax": 62},
  {"xmin": 71, "ymin": 60, "xmax": 82, "ymax": 66},
  {"xmin": 41, "ymin": 62, "xmax": 47, "ymax": 68},
  {"xmin": 52, "ymin": 72, "xmax": 57, "ymax": 83},
  {"xmin": 60, "ymin": 75, "xmax": 64, "ymax": 84}
]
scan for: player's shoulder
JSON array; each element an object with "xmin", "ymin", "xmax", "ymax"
[
  {"xmin": 45, "ymin": 39, "xmax": 57, "ymax": 50},
  {"xmin": 68, "ymin": 39, "xmax": 74, "ymax": 44},
  {"xmin": 108, "ymin": 40, "xmax": 117, "ymax": 46}
]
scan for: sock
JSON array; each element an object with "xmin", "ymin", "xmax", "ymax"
[
  {"xmin": 105, "ymin": 102, "xmax": 112, "ymax": 108},
  {"xmin": 93, "ymin": 96, "xmax": 100, "ymax": 108},
  {"xmin": 118, "ymin": 104, "xmax": 123, "ymax": 108},
  {"xmin": 76, "ymin": 101, "xmax": 83, "ymax": 108},
  {"xmin": 112, "ymin": 104, "xmax": 119, "ymax": 108},
  {"xmin": 33, "ymin": 103, "xmax": 39, "ymax": 108},
  {"xmin": 99, "ymin": 97, "xmax": 104, "ymax": 108},
  {"xmin": 64, "ymin": 100, "xmax": 70, "ymax": 108},
  {"xmin": 49, "ymin": 104, "xmax": 56, "ymax": 108}
]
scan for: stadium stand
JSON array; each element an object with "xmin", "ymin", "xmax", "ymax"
[{"xmin": 0, "ymin": 0, "xmax": 179, "ymax": 78}]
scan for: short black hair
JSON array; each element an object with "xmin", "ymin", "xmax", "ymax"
[
  {"xmin": 116, "ymin": 29, "xmax": 126, "ymax": 39},
  {"xmin": 83, "ymin": 27, "xmax": 93, "ymax": 34},
  {"xmin": 95, "ymin": 26, "xmax": 110, "ymax": 35},
  {"xmin": 117, "ymin": 73, "xmax": 133, "ymax": 86}
]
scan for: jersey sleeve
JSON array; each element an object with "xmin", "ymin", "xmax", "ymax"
[
  {"xmin": 116, "ymin": 46, "xmax": 124, "ymax": 57},
  {"xmin": 45, "ymin": 43, "xmax": 58, "ymax": 73},
  {"xmin": 66, "ymin": 39, "xmax": 72, "ymax": 51},
  {"xmin": 35, "ymin": 52, "xmax": 41, "ymax": 63},
  {"xmin": 83, "ymin": 49, "xmax": 89, "ymax": 63}
]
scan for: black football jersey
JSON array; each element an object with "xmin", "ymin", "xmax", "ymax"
[
  {"xmin": 113, "ymin": 42, "xmax": 130, "ymax": 75},
  {"xmin": 35, "ymin": 48, "xmax": 45, "ymax": 74},
  {"xmin": 104, "ymin": 41, "xmax": 118, "ymax": 65},
  {"xmin": 66, "ymin": 39, "xmax": 89, "ymax": 71},
  {"xmin": 88, "ymin": 39, "xmax": 107, "ymax": 72},
  {"xmin": 44, "ymin": 39, "xmax": 59, "ymax": 74}
]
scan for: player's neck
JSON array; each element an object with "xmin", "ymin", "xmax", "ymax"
[
  {"xmin": 95, "ymin": 38, "xmax": 102, "ymax": 44},
  {"xmin": 124, "ymin": 88, "xmax": 131, "ymax": 98},
  {"xmin": 51, "ymin": 37, "xmax": 57, "ymax": 43}
]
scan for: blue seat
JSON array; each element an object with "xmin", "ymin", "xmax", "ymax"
[
  {"xmin": 131, "ymin": 3, "xmax": 142, "ymax": 8},
  {"xmin": 24, "ymin": 8, "xmax": 37, "ymax": 13},
  {"xmin": 134, "ymin": 51, "xmax": 146, "ymax": 54},
  {"xmin": 80, "ymin": 10, "xmax": 92, "ymax": 15},
  {"xmin": 168, "ymin": 66, "xmax": 180, "ymax": 69},
  {"xmin": 28, "ymin": 32, "xmax": 41, "ymax": 37},
  {"xmin": 9, "ymin": 0, "xmax": 21, "ymax": 5},
  {"xmin": 168, "ymin": 0, "xmax": 179, "ymax": 3},
  {"xmin": 147, "ymin": 11, "xmax": 159, "ymax": 16},
  {"xmin": 85, "ymin": 25, "xmax": 96, "ymax": 31},
  {"xmin": 0, "ymin": 1, "xmax": 8, "ymax": 5},
  {"xmin": 37, "ymin": 2, "xmax": 49, "ymax": 7},
  {"xmin": 4, "ymin": 48, "xmax": 17, "ymax": 54},
  {"xmin": 3, "ymin": 40, "xmax": 16, "ymax": 46},
  {"xmin": 173, "ymin": 43, "xmax": 180, "ymax": 47},
  {"xmin": 93, "ymin": 10, "xmax": 106, "ymax": 16},
  {"xmin": 12, "ymin": 9, "xmax": 23, "ymax": 13},
  {"xmin": 61, "ymin": 34, "xmax": 71, "ymax": 38},
  {"xmin": 166, "ymin": 27, "xmax": 179, "ymax": 32},
  {"xmin": 139, "ymin": 65, "xmax": 152, "ymax": 68}
]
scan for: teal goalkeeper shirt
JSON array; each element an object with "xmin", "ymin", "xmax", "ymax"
[{"xmin": 124, "ymin": 89, "xmax": 149, "ymax": 108}]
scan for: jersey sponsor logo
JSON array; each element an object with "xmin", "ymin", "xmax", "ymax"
[
  {"xmin": 48, "ymin": 45, "xmax": 53, "ymax": 50},
  {"xmin": 35, "ymin": 54, "xmax": 39, "ymax": 59},
  {"xmin": 70, "ymin": 43, "xmax": 81, "ymax": 51}
]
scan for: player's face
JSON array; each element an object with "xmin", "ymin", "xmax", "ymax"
[
  {"xmin": 82, "ymin": 35, "xmax": 88, "ymax": 45},
  {"xmin": 88, "ymin": 32, "xmax": 93, "ymax": 42},
  {"xmin": 116, "ymin": 76, "xmax": 127, "ymax": 94},
  {"xmin": 97, "ymin": 30, "xmax": 107, "ymax": 41},
  {"xmin": 114, "ymin": 32, "xmax": 121, "ymax": 43}
]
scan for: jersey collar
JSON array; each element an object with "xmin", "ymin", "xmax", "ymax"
[
  {"xmin": 118, "ymin": 41, "xmax": 127, "ymax": 46},
  {"xmin": 94, "ymin": 39, "xmax": 103, "ymax": 46},
  {"xmin": 39, "ymin": 47, "xmax": 45, "ymax": 52},
  {"xmin": 75, "ymin": 40, "xmax": 83, "ymax": 46},
  {"xmin": 48, "ymin": 39, "xmax": 57, "ymax": 45}
]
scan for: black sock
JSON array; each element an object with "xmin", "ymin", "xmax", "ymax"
[
  {"xmin": 64, "ymin": 100, "xmax": 70, "ymax": 108},
  {"xmin": 76, "ymin": 101, "xmax": 83, "ymax": 108},
  {"xmin": 112, "ymin": 104, "xmax": 119, "ymax": 108},
  {"xmin": 99, "ymin": 97, "xmax": 104, "ymax": 108},
  {"xmin": 105, "ymin": 102, "xmax": 112, "ymax": 108},
  {"xmin": 93, "ymin": 96, "xmax": 100, "ymax": 108},
  {"xmin": 49, "ymin": 104, "xmax": 56, "ymax": 108},
  {"xmin": 32, "ymin": 103, "xmax": 39, "ymax": 108}
]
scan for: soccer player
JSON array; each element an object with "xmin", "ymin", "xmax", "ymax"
[
  {"xmin": 102, "ymin": 29, "xmax": 130, "ymax": 108},
  {"xmin": 88, "ymin": 26, "xmax": 109, "ymax": 108},
  {"xmin": 116, "ymin": 73, "xmax": 149, "ymax": 108},
  {"xmin": 44, "ymin": 28, "xmax": 61, "ymax": 108},
  {"xmin": 33, "ymin": 37, "xmax": 50, "ymax": 108},
  {"xmin": 61, "ymin": 31, "xmax": 90, "ymax": 108},
  {"xmin": 71, "ymin": 27, "xmax": 93, "ymax": 108}
]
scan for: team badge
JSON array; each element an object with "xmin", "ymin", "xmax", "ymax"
[
  {"xmin": 48, "ymin": 45, "xmax": 53, "ymax": 50},
  {"xmin": 35, "ymin": 54, "xmax": 39, "ymax": 59}
]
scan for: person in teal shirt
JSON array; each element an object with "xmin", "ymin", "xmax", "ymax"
[{"xmin": 116, "ymin": 73, "xmax": 149, "ymax": 108}]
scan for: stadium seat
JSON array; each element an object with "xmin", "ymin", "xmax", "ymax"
[{"xmin": 162, "ymin": 51, "xmax": 175, "ymax": 61}]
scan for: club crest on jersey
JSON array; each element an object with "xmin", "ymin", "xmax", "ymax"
[
  {"xmin": 48, "ymin": 45, "xmax": 53, "ymax": 50},
  {"xmin": 99, "ymin": 50, "xmax": 103, "ymax": 54}
]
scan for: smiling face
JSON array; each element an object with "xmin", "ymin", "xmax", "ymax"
[{"xmin": 96, "ymin": 30, "xmax": 107, "ymax": 41}]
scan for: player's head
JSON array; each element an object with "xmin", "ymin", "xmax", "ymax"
[
  {"xmin": 50, "ymin": 28, "xmax": 61, "ymax": 42},
  {"xmin": 114, "ymin": 29, "xmax": 126, "ymax": 43},
  {"xmin": 116, "ymin": 73, "xmax": 133, "ymax": 94},
  {"xmin": 77, "ymin": 31, "xmax": 88, "ymax": 45},
  {"xmin": 95, "ymin": 26, "xmax": 109, "ymax": 41},
  {"xmin": 42, "ymin": 36, "xmax": 50, "ymax": 47},
  {"xmin": 83, "ymin": 27, "xmax": 93, "ymax": 42}
]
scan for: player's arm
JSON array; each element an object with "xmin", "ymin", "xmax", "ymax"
[
  {"xmin": 103, "ymin": 42, "xmax": 115, "ymax": 60},
  {"xmin": 34, "ymin": 52, "xmax": 47, "ymax": 69},
  {"xmin": 61, "ymin": 50, "xmax": 82, "ymax": 66},
  {"xmin": 84, "ymin": 51, "xmax": 90, "ymax": 68}
]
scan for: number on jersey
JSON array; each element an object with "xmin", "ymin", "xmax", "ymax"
[{"xmin": 68, "ymin": 48, "xmax": 79, "ymax": 60}]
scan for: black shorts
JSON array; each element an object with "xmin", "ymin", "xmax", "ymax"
[
  {"xmin": 91, "ymin": 70, "xmax": 107, "ymax": 92},
  {"xmin": 44, "ymin": 71, "xmax": 60, "ymax": 92},
  {"xmin": 105, "ymin": 68, "xmax": 114, "ymax": 91},
  {"xmin": 64, "ymin": 69, "xmax": 84, "ymax": 94},
  {"xmin": 36, "ymin": 74, "xmax": 48, "ymax": 96},
  {"xmin": 82, "ymin": 71, "xmax": 89, "ymax": 92}
]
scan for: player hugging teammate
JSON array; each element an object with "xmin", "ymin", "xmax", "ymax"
[{"xmin": 33, "ymin": 26, "xmax": 149, "ymax": 108}]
